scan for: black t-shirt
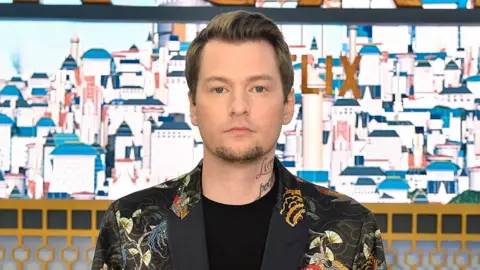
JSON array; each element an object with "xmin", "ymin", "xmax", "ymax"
[{"xmin": 202, "ymin": 178, "xmax": 278, "ymax": 270}]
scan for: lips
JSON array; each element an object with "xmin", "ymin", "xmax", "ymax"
[{"xmin": 226, "ymin": 126, "xmax": 252, "ymax": 135}]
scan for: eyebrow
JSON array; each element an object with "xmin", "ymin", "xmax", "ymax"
[{"xmin": 203, "ymin": 74, "xmax": 274, "ymax": 85}]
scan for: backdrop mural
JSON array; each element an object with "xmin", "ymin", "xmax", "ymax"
[
  {"xmin": 0, "ymin": 1, "xmax": 479, "ymax": 269},
  {"xmin": 1, "ymin": 18, "xmax": 480, "ymax": 204}
]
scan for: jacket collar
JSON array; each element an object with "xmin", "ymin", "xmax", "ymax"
[{"xmin": 169, "ymin": 157, "xmax": 307, "ymax": 227}]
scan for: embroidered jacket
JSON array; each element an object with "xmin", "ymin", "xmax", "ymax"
[{"xmin": 92, "ymin": 158, "xmax": 387, "ymax": 270}]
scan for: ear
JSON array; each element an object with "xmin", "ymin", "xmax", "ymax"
[
  {"xmin": 282, "ymin": 89, "xmax": 295, "ymax": 125},
  {"xmin": 188, "ymin": 91, "xmax": 198, "ymax": 127}
]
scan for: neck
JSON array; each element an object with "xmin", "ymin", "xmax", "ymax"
[{"xmin": 201, "ymin": 150, "xmax": 276, "ymax": 205}]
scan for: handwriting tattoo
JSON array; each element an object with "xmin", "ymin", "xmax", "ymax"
[
  {"xmin": 258, "ymin": 174, "xmax": 275, "ymax": 200},
  {"xmin": 256, "ymin": 158, "xmax": 275, "ymax": 199},
  {"xmin": 256, "ymin": 158, "xmax": 274, "ymax": 179}
]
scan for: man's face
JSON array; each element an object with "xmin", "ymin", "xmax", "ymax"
[{"xmin": 190, "ymin": 39, "xmax": 295, "ymax": 164}]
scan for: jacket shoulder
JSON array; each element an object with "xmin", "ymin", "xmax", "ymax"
[
  {"xmin": 296, "ymin": 176, "xmax": 373, "ymax": 219},
  {"xmin": 110, "ymin": 177, "xmax": 184, "ymax": 215}
]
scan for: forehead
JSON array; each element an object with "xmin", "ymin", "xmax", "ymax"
[{"xmin": 198, "ymin": 40, "xmax": 280, "ymax": 82}]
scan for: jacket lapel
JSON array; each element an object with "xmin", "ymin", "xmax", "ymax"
[
  {"xmin": 261, "ymin": 159, "xmax": 311, "ymax": 270},
  {"xmin": 166, "ymin": 159, "xmax": 310, "ymax": 270},
  {"xmin": 167, "ymin": 165, "xmax": 210, "ymax": 270}
]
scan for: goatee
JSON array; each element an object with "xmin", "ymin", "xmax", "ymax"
[{"xmin": 215, "ymin": 146, "xmax": 264, "ymax": 164}]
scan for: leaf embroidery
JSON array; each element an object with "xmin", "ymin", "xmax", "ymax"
[
  {"xmin": 132, "ymin": 209, "xmax": 142, "ymax": 218},
  {"xmin": 128, "ymin": 248, "xmax": 139, "ymax": 256},
  {"xmin": 309, "ymin": 236, "xmax": 321, "ymax": 249},
  {"xmin": 363, "ymin": 243, "xmax": 371, "ymax": 258},
  {"xmin": 142, "ymin": 250, "xmax": 152, "ymax": 266},
  {"xmin": 118, "ymin": 217, "xmax": 133, "ymax": 234},
  {"xmin": 325, "ymin": 247, "xmax": 334, "ymax": 261},
  {"xmin": 325, "ymin": 230, "xmax": 343, "ymax": 244}
]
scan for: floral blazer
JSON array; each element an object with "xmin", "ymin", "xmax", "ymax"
[{"xmin": 92, "ymin": 158, "xmax": 387, "ymax": 270}]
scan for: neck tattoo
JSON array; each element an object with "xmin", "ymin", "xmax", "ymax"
[
  {"xmin": 257, "ymin": 174, "xmax": 275, "ymax": 200},
  {"xmin": 256, "ymin": 158, "xmax": 275, "ymax": 200},
  {"xmin": 256, "ymin": 158, "xmax": 274, "ymax": 179}
]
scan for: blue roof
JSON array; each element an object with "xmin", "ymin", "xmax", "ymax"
[
  {"xmin": 129, "ymin": 44, "xmax": 139, "ymax": 51},
  {"xmin": 12, "ymin": 126, "xmax": 36, "ymax": 137},
  {"xmin": 109, "ymin": 97, "xmax": 164, "ymax": 106},
  {"xmin": 9, "ymin": 186, "xmax": 26, "ymax": 199},
  {"xmin": 387, "ymin": 121, "xmax": 413, "ymax": 126},
  {"xmin": 1, "ymin": 85, "xmax": 22, "ymax": 97},
  {"xmin": 31, "ymin": 73, "xmax": 48, "ymax": 79},
  {"xmin": 116, "ymin": 121, "xmax": 133, "ymax": 136},
  {"xmin": 61, "ymin": 55, "xmax": 78, "ymax": 70},
  {"xmin": 425, "ymin": 161, "xmax": 460, "ymax": 172},
  {"xmin": 92, "ymin": 143, "xmax": 106, "ymax": 154},
  {"xmin": 168, "ymin": 71, "xmax": 185, "ymax": 77},
  {"xmin": 81, "ymin": 48, "xmax": 112, "ymax": 60},
  {"xmin": 297, "ymin": 170, "xmax": 328, "ymax": 183},
  {"xmin": 10, "ymin": 76, "xmax": 23, "ymax": 82},
  {"xmin": 120, "ymin": 59, "xmax": 140, "ymax": 64},
  {"xmin": 0, "ymin": 113, "xmax": 14, "ymax": 125},
  {"xmin": 380, "ymin": 193, "xmax": 394, "ymax": 199},
  {"xmin": 416, "ymin": 60, "xmax": 431, "ymax": 67},
  {"xmin": 378, "ymin": 178, "xmax": 410, "ymax": 190},
  {"xmin": 169, "ymin": 35, "xmax": 179, "ymax": 41},
  {"xmin": 0, "ymin": 171, "xmax": 4, "ymax": 181},
  {"xmin": 171, "ymin": 55, "xmax": 185, "ymax": 61},
  {"xmin": 51, "ymin": 143, "xmax": 98, "ymax": 156},
  {"xmin": 359, "ymin": 45, "xmax": 381, "ymax": 55},
  {"xmin": 355, "ymin": 177, "xmax": 376, "ymax": 186},
  {"xmin": 45, "ymin": 133, "xmax": 79, "ymax": 146},
  {"xmin": 464, "ymin": 75, "xmax": 480, "ymax": 82},
  {"xmin": 368, "ymin": 130, "xmax": 399, "ymax": 137},
  {"xmin": 334, "ymin": 98, "xmax": 359, "ymax": 107},
  {"xmin": 385, "ymin": 170, "xmax": 407, "ymax": 178},
  {"xmin": 340, "ymin": 166, "xmax": 385, "ymax": 176},
  {"xmin": 36, "ymin": 117, "xmax": 56, "ymax": 127},
  {"xmin": 32, "ymin": 88, "xmax": 48, "ymax": 96},
  {"xmin": 440, "ymin": 86, "xmax": 471, "ymax": 95},
  {"xmin": 445, "ymin": 60, "xmax": 459, "ymax": 70},
  {"xmin": 156, "ymin": 121, "xmax": 191, "ymax": 130}
]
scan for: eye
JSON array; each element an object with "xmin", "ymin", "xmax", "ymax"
[
  {"xmin": 252, "ymin": 86, "xmax": 266, "ymax": 93},
  {"xmin": 212, "ymin": 87, "xmax": 226, "ymax": 94}
]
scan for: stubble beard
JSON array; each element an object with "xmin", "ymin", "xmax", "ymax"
[{"xmin": 214, "ymin": 145, "xmax": 265, "ymax": 165}]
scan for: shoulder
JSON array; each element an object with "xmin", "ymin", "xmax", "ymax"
[
  {"xmin": 108, "ymin": 175, "xmax": 186, "ymax": 217},
  {"xmin": 295, "ymin": 176, "xmax": 373, "ymax": 223}
]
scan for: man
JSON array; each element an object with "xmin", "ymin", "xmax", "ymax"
[{"xmin": 92, "ymin": 10, "xmax": 387, "ymax": 270}]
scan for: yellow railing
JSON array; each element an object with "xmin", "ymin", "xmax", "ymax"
[{"xmin": 0, "ymin": 200, "xmax": 479, "ymax": 269}]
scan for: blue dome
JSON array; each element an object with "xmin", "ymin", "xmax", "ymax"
[
  {"xmin": 1, "ymin": 85, "xmax": 22, "ymax": 97},
  {"xmin": 359, "ymin": 45, "xmax": 381, "ymax": 55},
  {"xmin": 0, "ymin": 113, "xmax": 13, "ymax": 125},
  {"xmin": 36, "ymin": 117, "xmax": 56, "ymax": 127},
  {"xmin": 81, "ymin": 49, "xmax": 112, "ymax": 60},
  {"xmin": 51, "ymin": 143, "xmax": 98, "ymax": 156},
  {"xmin": 378, "ymin": 178, "xmax": 410, "ymax": 190}
]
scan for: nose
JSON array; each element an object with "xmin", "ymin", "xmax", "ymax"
[{"xmin": 228, "ymin": 89, "xmax": 250, "ymax": 116}]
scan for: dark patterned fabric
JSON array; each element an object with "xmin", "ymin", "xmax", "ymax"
[{"xmin": 92, "ymin": 159, "xmax": 386, "ymax": 270}]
